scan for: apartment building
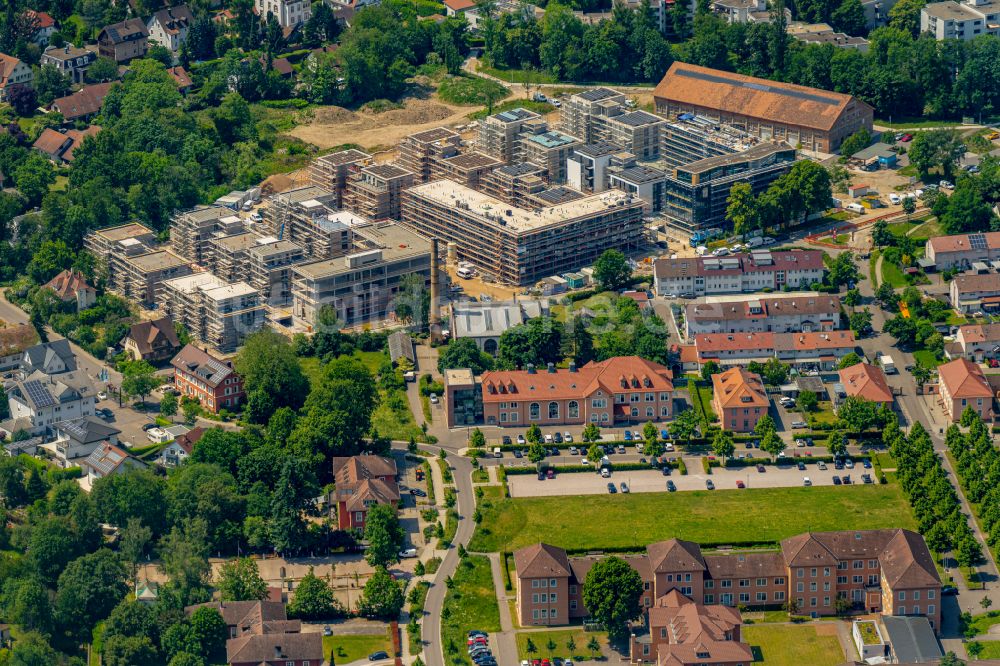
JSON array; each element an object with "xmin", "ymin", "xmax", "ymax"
[
  {"xmin": 711, "ymin": 366, "xmax": 769, "ymax": 432},
  {"xmin": 171, "ymin": 344, "xmax": 245, "ymax": 413},
  {"xmin": 40, "ymin": 44, "xmax": 98, "ymax": 83},
  {"xmin": 291, "ymin": 222, "xmax": 431, "ymax": 327},
  {"xmin": 453, "ymin": 356, "xmax": 674, "ymax": 428},
  {"xmin": 605, "ymin": 111, "xmax": 666, "ymax": 160},
  {"xmin": 950, "ymin": 272, "xmax": 1000, "ymax": 313},
  {"xmin": 254, "ymin": 0, "xmax": 311, "ymax": 27},
  {"xmin": 45, "ymin": 416, "xmax": 120, "ymax": 468},
  {"xmin": 97, "ymin": 18, "xmax": 148, "ymax": 63},
  {"xmin": 115, "ymin": 250, "xmax": 192, "ymax": 306},
  {"xmin": 838, "ymin": 362, "xmax": 893, "ymax": 408},
  {"xmin": 711, "ymin": 0, "xmax": 774, "ymax": 21},
  {"xmin": 480, "ymin": 163, "xmax": 548, "ymax": 206},
  {"xmin": 515, "ymin": 529, "xmax": 941, "ymax": 630},
  {"xmin": 84, "ymin": 223, "xmax": 157, "ymax": 287},
  {"xmin": 331, "ymin": 455, "xmax": 399, "ymax": 530},
  {"xmin": 566, "ymin": 142, "xmax": 619, "ymax": 193},
  {"xmin": 694, "ymin": 330, "xmax": 856, "ymax": 370},
  {"xmin": 264, "ymin": 186, "xmax": 352, "ymax": 259},
  {"xmin": 560, "ymin": 88, "xmax": 628, "ymax": 143},
  {"xmin": 654, "ymin": 62, "xmax": 874, "ymax": 153},
  {"xmin": 171, "ymin": 205, "xmax": 244, "ymax": 265},
  {"xmin": 921, "ymin": 0, "xmax": 1000, "ymax": 39},
  {"xmin": 161, "ymin": 272, "xmax": 265, "ymax": 352},
  {"xmin": 146, "ymin": 4, "xmax": 193, "ymax": 56},
  {"xmin": 247, "ymin": 238, "xmax": 305, "ymax": 307},
  {"xmin": 6, "ymin": 370, "xmax": 96, "ymax": 435},
  {"xmin": 400, "ymin": 179, "xmax": 644, "ymax": 285},
  {"xmin": 478, "ymin": 107, "xmax": 544, "ymax": 163},
  {"xmin": 397, "ymin": 127, "xmax": 463, "ymax": 182},
  {"xmin": 436, "ymin": 152, "xmax": 503, "ymax": 189},
  {"xmin": 209, "ymin": 232, "xmax": 260, "ymax": 282},
  {"xmin": 308, "ymin": 149, "xmax": 371, "ymax": 206},
  {"xmin": 937, "ymin": 357, "xmax": 994, "ymax": 422},
  {"xmin": 445, "ymin": 368, "xmax": 483, "ymax": 427},
  {"xmin": 950, "ymin": 323, "xmax": 1000, "ymax": 361},
  {"xmin": 925, "ymin": 231, "xmax": 1000, "ymax": 270},
  {"xmin": 517, "ymin": 128, "xmax": 582, "ymax": 183},
  {"xmin": 654, "ymin": 251, "xmax": 826, "ymax": 297},
  {"xmin": 684, "ymin": 293, "xmax": 841, "ymax": 337},
  {"xmin": 344, "ymin": 164, "xmax": 415, "ymax": 220}
]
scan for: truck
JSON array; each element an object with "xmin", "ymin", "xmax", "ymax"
[{"xmin": 879, "ymin": 354, "xmax": 897, "ymax": 374}]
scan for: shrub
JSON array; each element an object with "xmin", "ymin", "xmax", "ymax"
[{"xmin": 701, "ymin": 456, "xmax": 712, "ymax": 475}]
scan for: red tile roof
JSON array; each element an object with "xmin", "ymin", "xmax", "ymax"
[
  {"xmin": 938, "ymin": 357, "xmax": 993, "ymax": 399},
  {"xmin": 444, "ymin": 0, "xmax": 476, "ymax": 10},
  {"xmin": 712, "ymin": 367, "xmax": 768, "ymax": 409},
  {"xmin": 481, "ymin": 356, "xmax": 673, "ymax": 403},
  {"xmin": 43, "ymin": 269, "xmax": 95, "ymax": 301},
  {"xmin": 838, "ymin": 362, "xmax": 892, "ymax": 404},
  {"xmin": 51, "ymin": 82, "xmax": 114, "ymax": 120}
]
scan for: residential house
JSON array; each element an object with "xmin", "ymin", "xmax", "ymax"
[
  {"xmin": 45, "ymin": 416, "xmax": 121, "ymax": 468},
  {"xmin": 254, "ymin": 0, "xmax": 312, "ymax": 27},
  {"xmin": 838, "ymin": 362, "xmax": 893, "ymax": 408},
  {"xmin": 22, "ymin": 339, "xmax": 76, "ymax": 374},
  {"xmin": 684, "ymin": 293, "xmax": 841, "ymax": 337},
  {"xmin": 97, "ymin": 18, "xmax": 148, "ymax": 63},
  {"xmin": 444, "ymin": 0, "xmax": 476, "ymax": 14},
  {"xmin": 184, "ymin": 600, "xmax": 323, "ymax": 666},
  {"xmin": 711, "ymin": 367, "xmax": 769, "ymax": 432},
  {"xmin": 952, "ymin": 322, "xmax": 1000, "ymax": 362},
  {"xmin": 170, "ymin": 344, "xmax": 245, "ymax": 413},
  {"xmin": 0, "ymin": 323, "xmax": 39, "ymax": 372},
  {"xmin": 40, "ymin": 44, "xmax": 98, "ymax": 83},
  {"xmin": 33, "ymin": 126, "xmax": 102, "ymax": 163},
  {"xmin": 166, "ymin": 65, "xmax": 193, "ymax": 92},
  {"xmin": 950, "ymin": 271, "xmax": 1000, "ymax": 313},
  {"xmin": 937, "ymin": 357, "xmax": 994, "ymax": 422},
  {"xmin": 693, "ymin": 330, "xmax": 856, "ymax": 370},
  {"xmin": 121, "ymin": 317, "xmax": 181, "ymax": 364},
  {"xmin": 155, "ymin": 426, "xmax": 204, "ymax": 467},
  {"xmin": 42, "ymin": 269, "xmax": 96, "ymax": 310},
  {"xmin": 50, "ymin": 82, "xmax": 115, "ymax": 122},
  {"xmin": 332, "ymin": 455, "xmax": 399, "ymax": 530},
  {"xmin": 515, "ymin": 529, "xmax": 942, "ymax": 631},
  {"xmin": 0, "ymin": 53, "xmax": 33, "ymax": 101},
  {"xmin": 82, "ymin": 440, "xmax": 146, "ymax": 485},
  {"xmin": 468, "ymin": 356, "xmax": 674, "ymax": 428},
  {"xmin": 28, "ymin": 11, "xmax": 57, "ymax": 45},
  {"xmin": 926, "ymin": 232, "xmax": 1000, "ymax": 270},
  {"xmin": 147, "ymin": 5, "xmax": 193, "ymax": 57},
  {"xmin": 654, "ymin": 251, "xmax": 826, "ymax": 298},
  {"xmin": 5, "ymin": 370, "xmax": 96, "ymax": 435}
]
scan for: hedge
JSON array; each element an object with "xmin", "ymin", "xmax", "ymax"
[
  {"xmin": 701, "ymin": 456, "xmax": 712, "ymax": 475},
  {"xmin": 506, "ymin": 461, "xmax": 679, "ymax": 475},
  {"xmin": 501, "ymin": 552, "xmax": 513, "ymax": 591},
  {"xmin": 707, "ymin": 454, "xmax": 870, "ymax": 468},
  {"xmin": 677, "ymin": 458, "xmax": 688, "ymax": 475}
]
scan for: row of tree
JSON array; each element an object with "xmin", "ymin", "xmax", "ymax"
[{"xmin": 947, "ymin": 414, "xmax": 1000, "ymax": 558}]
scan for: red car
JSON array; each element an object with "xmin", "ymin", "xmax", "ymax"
[
  {"xmin": 546, "ymin": 469, "xmax": 555, "ymax": 479},
  {"xmin": 736, "ymin": 480, "xmax": 745, "ymax": 489},
  {"xmin": 900, "ymin": 133, "xmax": 913, "ymax": 142},
  {"xmin": 468, "ymin": 638, "xmax": 487, "ymax": 646}
]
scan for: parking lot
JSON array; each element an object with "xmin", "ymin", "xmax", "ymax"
[{"xmin": 507, "ymin": 458, "xmax": 874, "ymax": 497}]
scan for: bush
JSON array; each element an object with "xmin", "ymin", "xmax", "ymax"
[
  {"xmin": 677, "ymin": 459, "xmax": 688, "ymax": 475},
  {"xmin": 701, "ymin": 456, "xmax": 712, "ymax": 475},
  {"xmin": 437, "ymin": 74, "xmax": 510, "ymax": 106},
  {"xmin": 565, "ymin": 289, "xmax": 598, "ymax": 302}
]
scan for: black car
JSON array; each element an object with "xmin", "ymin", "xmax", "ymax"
[
  {"xmin": 834, "ymin": 461, "xmax": 844, "ymax": 470},
  {"xmin": 797, "ymin": 461, "xmax": 806, "ymax": 471},
  {"xmin": 468, "ymin": 631, "xmax": 489, "ymax": 638},
  {"xmin": 551, "ymin": 447, "xmax": 559, "ymax": 456},
  {"xmin": 745, "ymin": 442, "xmax": 754, "ymax": 449},
  {"xmin": 666, "ymin": 480, "xmax": 676, "ymax": 491},
  {"xmin": 862, "ymin": 474, "xmax": 873, "ymax": 484},
  {"xmin": 513, "ymin": 450, "xmax": 522, "ymax": 458},
  {"xmin": 842, "ymin": 475, "xmax": 852, "ymax": 485},
  {"xmin": 409, "ymin": 488, "xmax": 427, "ymax": 497},
  {"xmin": 141, "ymin": 423, "xmax": 157, "ymax": 431},
  {"xmin": 607, "ymin": 483, "xmax": 617, "ymax": 494},
  {"xmin": 502, "ymin": 436, "xmax": 512, "ymax": 445},
  {"xmin": 662, "ymin": 466, "xmax": 671, "ymax": 476},
  {"xmin": 756, "ymin": 464, "xmax": 766, "ymax": 473},
  {"xmin": 553, "ymin": 432, "xmax": 563, "ymax": 443},
  {"xmin": 369, "ymin": 652, "xmax": 390, "ymax": 661},
  {"xmin": 538, "ymin": 471, "xmax": 545, "ymax": 480},
  {"xmin": 706, "ymin": 480, "xmax": 715, "ymax": 490},
  {"xmin": 832, "ymin": 476, "xmax": 842, "ymax": 485},
  {"xmin": 942, "ymin": 585, "xmax": 959, "ymax": 596}
]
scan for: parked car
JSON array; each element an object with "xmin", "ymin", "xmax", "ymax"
[
  {"xmin": 900, "ymin": 133, "xmax": 913, "ymax": 142},
  {"xmin": 624, "ymin": 431, "xmax": 633, "ymax": 441},
  {"xmin": 817, "ymin": 461, "xmax": 827, "ymax": 470},
  {"xmin": 141, "ymin": 423, "xmax": 158, "ymax": 432},
  {"xmin": 369, "ymin": 652, "xmax": 390, "ymax": 661},
  {"xmin": 845, "ymin": 459, "xmax": 855, "ymax": 469},
  {"xmin": 662, "ymin": 466, "xmax": 671, "ymax": 476},
  {"xmin": 553, "ymin": 432, "xmax": 563, "ymax": 443},
  {"xmin": 620, "ymin": 482, "xmax": 630, "ymax": 493},
  {"xmin": 736, "ymin": 480, "xmax": 745, "ymax": 489},
  {"xmin": 517, "ymin": 434, "xmax": 526, "ymax": 445},
  {"xmin": 756, "ymin": 464, "xmax": 766, "ymax": 473},
  {"xmin": 842, "ymin": 475, "xmax": 852, "ymax": 485},
  {"xmin": 468, "ymin": 631, "xmax": 489, "ymax": 639},
  {"xmin": 797, "ymin": 461, "xmax": 806, "ymax": 471},
  {"xmin": 791, "ymin": 421, "xmax": 808, "ymax": 429},
  {"xmin": 862, "ymin": 459, "xmax": 872, "ymax": 469},
  {"xmin": 502, "ymin": 435, "xmax": 512, "ymax": 445},
  {"xmin": 942, "ymin": 585, "xmax": 958, "ymax": 596},
  {"xmin": 537, "ymin": 471, "xmax": 545, "ymax": 481},
  {"xmin": 706, "ymin": 480, "xmax": 715, "ymax": 490},
  {"xmin": 666, "ymin": 480, "xmax": 676, "ymax": 491},
  {"xmin": 607, "ymin": 483, "xmax": 617, "ymax": 494},
  {"xmin": 803, "ymin": 477, "xmax": 812, "ymax": 487},
  {"xmin": 862, "ymin": 474, "xmax": 873, "ymax": 484},
  {"xmin": 513, "ymin": 449, "xmax": 523, "ymax": 458},
  {"xmin": 429, "ymin": 393, "xmax": 438, "ymax": 404},
  {"xmin": 545, "ymin": 434, "xmax": 553, "ymax": 443},
  {"xmin": 600, "ymin": 467, "xmax": 611, "ymax": 478},
  {"xmin": 569, "ymin": 446, "xmax": 579, "ymax": 455},
  {"xmin": 546, "ymin": 469, "xmax": 555, "ymax": 479},
  {"xmin": 400, "ymin": 548, "xmax": 418, "ymax": 558},
  {"xmin": 617, "ymin": 445, "xmax": 626, "ymax": 454},
  {"xmin": 409, "ymin": 489, "xmax": 427, "ymax": 497},
  {"xmin": 564, "ymin": 432, "xmax": 573, "ymax": 442},
  {"xmin": 832, "ymin": 476, "xmax": 842, "ymax": 485}
]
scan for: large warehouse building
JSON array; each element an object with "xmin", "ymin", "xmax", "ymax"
[{"xmin": 653, "ymin": 62, "xmax": 873, "ymax": 153}]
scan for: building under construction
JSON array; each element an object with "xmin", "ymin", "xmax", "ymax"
[
  {"xmin": 517, "ymin": 128, "xmax": 582, "ymax": 183},
  {"xmin": 161, "ymin": 272, "xmax": 266, "ymax": 353},
  {"xmin": 209, "ymin": 232, "xmax": 261, "ymax": 282},
  {"xmin": 264, "ymin": 186, "xmax": 355, "ymax": 260},
  {"xmin": 170, "ymin": 206, "xmax": 244, "ymax": 266},
  {"xmin": 247, "ymin": 238, "xmax": 306, "ymax": 307},
  {"xmin": 560, "ymin": 87, "xmax": 627, "ymax": 143},
  {"xmin": 113, "ymin": 250, "xmax": 192, "ymax": 306},
  {"xmin": 479, "ymin": 163, "xmax": 547, "ymax": 207},
  {"xmin": 398, "ymin": 127, "xmax": 463, "ymax": 182},
  {"xmin": 400, "ymin": 179, "xmax": 645, "ymax": 285},
  {"xmin": 84, "ymin": 223, "xmax": 157, "ymax": 288},
  {"xmin": 436, "ymin": 152, "xmax": 503, "ymax": 189},
  {"xmin": 308, "ymin": 149, "xmax": 371, "ymax": 206},
  {"xmin": 344, "ymin": 164, "xmax": 415, "ymax": 221},
  {"xmin": 477, "ymin": 107, "xmax": 544, "ymax": 163},
  {"xmin": 291, "ymin": 222, "xmax": 432, "ymax": 327}
]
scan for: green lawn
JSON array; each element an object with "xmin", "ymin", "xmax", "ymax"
[
  {"xmin": 442, "ymin": 555, "xmax": 502, "ymax": 665},
  {"xmin": 515, "ymin": 629, "xmax": 608, "ymax": 660},
  {"xmin": 869, "ymin": 251, "xmax": 880, "ymax": 288},
  {"xmin": 910, "ymin": 218, "xmax": 942, "ymax": 240},
  {"xmin": 322, "ymin": 631, "xmax": 393, "ymax": 663},
  {"xmin": 743, "ymin": 624, "xmax": 846, "ymax": 666},
  {"xmin": 476, "ymin": 64, "xmax": 559, "ymax": 84},
  {"xmin": 967, "ymin": 613, "xmax": 1000, "ymax": 639},
  {"xmin": 912, "ymin": 349, "xmax": 943, "ymax": 368},
  {"xmin": 832, "ymin": 234, "xmax": 850, "ymax": 245},
  {"xmin": 806, "ymin": 401, "xmax": 838, "ymax": 426},
  {"xmin": 695, "ymin": 385, "xmax": 718, "ymax": 423},
  {"xmin": 880, "ymin": 260, "xmax": 909, "ymax": 288},
  {"xmin": 972, "ymin": 640, "xmax": 1000, "ymax": 659},
  {"xmin": 886, "ymin": 221, "xmax": 917, "ymax": 237},
  {"xmin": 468, "ymin": 484, "xmax": 916, "ymax": 552}
]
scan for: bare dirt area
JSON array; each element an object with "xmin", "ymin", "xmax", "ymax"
[{"xmin": 290, "ymin": 96, "xmax": 479, "ymax": 151}]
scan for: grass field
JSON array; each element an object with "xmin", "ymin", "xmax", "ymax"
[
  {"xmin": 515, "ymin": 629, "xmax": 608, "ymax": 660},
  {"xmin": 912, "ymin": 349, "xmax": 943, "ymax": 368},
  {"xmin": 880, "ymin": 260, "xmax": 909, "ymax": 288},
  {"xmin": 807, "ymin": 401, "xmax": 839, "ymax": 426},
  {"xmin": 971, "ymin": 640, "xmax": 1000, "ymax": 659},
  {"xmin": 743, "ymin": 624, "xmax": 846, "ymax": 666},
  {"xmin": 442, "ymin": 555, "xmax": 502, "ymax": 665},
  {"xmin": 468, "ymin": 484, "xmax": 916, "ymax": 552},
  {"xmin": 910, "ymin": 218, "xmax": 942, "ymax": 239},
  {"xmin": 323, "ymin": 631, "xmax": 393, "ymax": 663}
]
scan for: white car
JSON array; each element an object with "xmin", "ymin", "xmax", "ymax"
[
  {"xmin": 563, "ymin": 432, "xmax": 573, "ymax": 442},
  {"xmin": 545, "ymin": 433, "xmax": 553, "ymax": 443},
  {"xmin": 249, "ymin": 211, "xmax": 262, "ymax": 222},
  {"xmin": 429, "ymin": 393, "xmax": 438, "ymax": 404},
  {"xmin": 97, "ymin": 391, "xmax": 107, "ymax": 401},
  {"xmin": 600, "ymin": 467, "xmax": 611, "ymax": 478},
  {"xmin": 399, "ymin": 548, "xmax": 418, "ymax": 558},
  {"xmin": 712, "ymin": 247, "xmax": 730, "ymax": 257},
  {"xmin": 803, "ymin": 477, "xmax": 812, "ymax": 487},
  {"xmin": 517, "ymin": 434, "xmax": 526, "ymax": 445},
  {"xmin": 889, "ymin": 193, "xmax": 901, "ymax": 205}
]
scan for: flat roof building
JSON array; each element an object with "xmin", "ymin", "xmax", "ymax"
[
  {"xmin": 161, "ymin": 272, "xmax": 265, "ymax": 352},
  {"xmin": 344, "ymin": 164, "xmax": 415, "ymax": 221},
  {"xmin": 264, "ymin": 186, "xmax": 354, "ymax": 260},
  {"xmin": 398, "ymin": 127, "xmax": 463, "ymax": 182},
  {"xmin": 114, "ymin": 250, "xmax": 192, "ymax": 306},
  {"xmin": 921, "ymin": 0, "xmax": 1000, "ymax": 40},
  {"xmin": 171, "ymin": 206, "xmax": 244, "ymax": 266},
  {"xmin": 400, "ymin": 179, "xmax": 644, "ymax": 285},
  {"xmin": 478, "ymin": 107, "xmax": 544, "ymax": 163},
  {"xmin": 308, "ymin": 149, "xmax": 371, "ymax": 206},
  {"xmin": 653, "ymin": 62, "xmax": 874, "ymax": 152}
]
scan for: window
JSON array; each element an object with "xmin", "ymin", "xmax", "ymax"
[
  {"xmin": 775, "ymin": 591, "xmax": 785, "ymax": 601},
  {"xmin": 704, "ymin": 594, "xmax": 715, "ymax": 604},
  {"xmin": 550, "ymin": 594, "xmax": 557, "ymax": 602},
  {"xmin": 660, "ymin": 392, "xmax": 669, "ymax": 400},
  {"xmin": 540, "ymin": 580, "xmax": 547, "ymax": 588},
  {"xmin": 570, "ymin": 600, "xmax": 577, "ymax": 610},
  {"xmin": 569, "ymin": 585, "xmax": 577, "ymax": 595},
  {"xmin": 739, "ymin": 593, "xmax": 750, "ymax": 603},
  {"xmin": 645, "ymin": 392, "xmax": 654, "ymax": 402},
  {"xmin": 548, "ymin": 402, "xmax": 559, "ymax": 419},
  {"xmin": 796, "ymin": 582, "xmax": 804, "ymax": 593},
  {"xmin": 837, "ymin": 576, "xmax": 847, "ymax": 584},
  {"xmin": 681, "ymin": 586, "xmax": 692, "ymax": 595},
  {"xmin": 630, "ymin": 394, "xmax": 640, "ymax": 403},
  {"xmin": 661, "ymin": 407, "xmax": 670, "ymax": 417},
  {"xmin": 824, "ymin": 596, "xmax": 830, "ymax": 606},
  {"xmin": 532, "ymin": 594, "xmax": 539, "ymax": 603},
  {"xmin": 897, "ymin": 606, "xmax": 905, "ymax": 615},
  {"xmin": 811, "ymin": 568, "xmax": 817, "ymax": 577},
  {"xmin": 550, "ymin": 579, "xmax": 557, "ymax": 588},
  {"xmin": 532, "ymin": 580, "xmax": 539, "ymax": 588},
  {"xmin": 837, "ymin": 562, "xmax": 847, "ymax": 570},
  {"xmin": 550, "ymin": 608, "xmax": 556, "ymax": 619},
  {"xmin": 853, "ymin": 560, "xmax": 864, "ymax": 569},
  {"xmin": 704, "ymin": 580, "xmax": 714, "ymax": 589},
  {"xmin": 823, "ymin": 567, "xmax": 830, "ymax": 577},
  {"xmin": 810, "ymin": 597, "xmax": 817, "ymax": 607},
  {"xmin": 739, "ymin": 579, "xmax": 750, "ymax": 587},
  {"xmin": 530, "ymin": 403, "xmax": 540, "ymax": 420},
  {"xmin": 685, "ymin": 574, "xmax": 691, "ymax": 582},
  {"xmin": 868, "ymin": 575, "xmax": 878, "ymax": 586},
  {"xmin": 913, "ymin": 591, "xmax": 920, "ymax": 600},
  {"xmin": 631, "ymin": 408, "xmax": 639, "ymax": 417},
  {"xmin": 853, "ymin": 576, "xmax": 863, "ymax": 584},
  {"xmin": 354, "ymin": 511, "xmax": 363, "ymax": 523},
  {"xmin": 898, "ymin": 591, "xmax": 906, "ymax": 601},
  {"xmin": 868, "ymin": 560, "xmax": 878, "ymax": 569},
  {"xmin": 568, "ymin": 401, "xmax": 579, "ymax": 418},
  {"xmin": 643, "ymin": 582, "xmax": 650, "ymax": 591},
  {"xmin": 756, "ymin": 592, "xmax": 767, "ymax": 602},
  {"xmin": 774, "ymin": 577, "xmax": 785, "ymax": 585},
  {"xmin": 757, "ymin": 578, "xmax": 767, "ymax": 587},
  {"xmin": 928, "ymin": 604, "xmax": 935, "ymax": 615},
  {"xmin": 642, "ymin": 645, "xmax": 649, "ymax": 657},
  {"xmin": 646, "ymin": 407, "xmax": 654, "ymax": 417},
  {"xmin": 928, "ymin": 590, "xmax": 935, "ymax": 600},
  {"xmin": 540, "ymin": 609, "xmax": 547, "ymax": 618},
  {"xmin": 809, "ymin": 582, "xmax": 817, "ymax": 592}
]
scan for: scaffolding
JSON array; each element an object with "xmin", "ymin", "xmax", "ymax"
[
  {"xmin": 397, "ymin": 127, "xmax": 463, "ymax": 183},
  {"xmin": 344, "ymin": 164, "xmax": 414, "ymax": 221},
  {"xmin": 247, "ymin": 239, "xmax": 306, "ymax": 307},
  {"xmin": 171, "ymin": 206, "xmax": 243, "ymax": 265},
  {"xmin": 308, "ymin": 149, "xmax": 372, "ymax": 206}
]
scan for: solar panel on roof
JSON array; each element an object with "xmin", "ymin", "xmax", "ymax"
[
  {"xmin": 970, "ymin": 233, "xmax": 988, "ymax": 250},
  {"xmin": 23, "ymin": 380, "xmax": 55, "ymax": 408},
  {"xmin": 675, "ymin": 67, "xmax": 842, "ymax": 106}
]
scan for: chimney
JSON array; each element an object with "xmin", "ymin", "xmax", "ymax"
[
  {"xmin": 429, "ymin": 238, "xmax": 442, "ymax": 344},
  {"xmin": 527, "ymin": 363, "xmax": 536, "ymax": 374},
  {"xmin": 569, "ymin": 361, "xmax": 577, "ymax": 373},
  {"xmin": 547, "ymin": 362, "xmax": 555, "ymax": 373}
]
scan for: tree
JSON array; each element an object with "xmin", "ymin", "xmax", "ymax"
[
  {"xmin": 671, "ymin": 408, "xmax": 700, "ymax": 443},
  {"xmin": 843, "ymin": 288, "xmax": 861, "ymax": 307},
  {"xmin": 872, "ymin": 220, "xmax": 893, "ymax": 248},
  {"xmin": 160, "ymin": 390, "xmax": 178, "ymax": 417},
  {"xmin": 884, "ymin": 315, "xmax": 917, "ymax": 347},
  {"xmin": 760, "ymin": 430, "xmax": 785, "ymax": 460},
  {"xmin": 104, "ymin": 598, "xmax": 159, "ymax": 645},
  {"xmin": 470, "ymin": 428, "xmax": 486, "ymax": 450},
  {"xmin": 119, "ymin": 517, "xmax": 152, "ymax": 581},
  {"xmin": 6, "ymin": 632, "xmax": 60, "ymax": 666},
  {"xmin": 755, "ymin": 413, "xmax": 776, "ymax": 437},
  {"xmin": 967, "ymin": 642, "xmax": 983, "ymax": 660},
  {"xmin": 87, "ymin": 56, "xmax": 120, "ymax": 82},
  {"xmin": 13, "ymin": 154, "xmax": 56, "ymax": 208},
  {"xmin": 582, "ymin": 556, "xmax": 644, "ymax": 641},
  {"xmin": 158, "ymin": 518, "xmax": 212, "ymax": 605},
  {"xmin": 437, "ymin": 338, "xmax": 494, "ymax": 374},
  {"xmin": 55, "ymin": 549, "xmax": 129, "ymax": 641},
  {"xmin": 981, "ymin": 596, "xmax": 993, "ymax": 611},
  {"xmin": 838, "ymin": 127, "xmax": 871, "ymax": 158},
  {"xmin": 938, "ymin": 653, "xmax": 966, "ymax": 666},
  {"xmin": 497, "ymin": 317, "xmax": 564, "ymax": 370},
  {"xmin": 593, "ymin": 249, "xmax": 632, "ymax": 291},
  {"xmin": 34, "ymin": 64, "xmax": 72, "ymax": 106},
  {"xmin": 189, "ymin": 606, "xmax": 227, "ymax": 661},
  {"xmin": 901, "ymin": 196, "xmax": 916, "ymax": 218},
  {"xmin": 849, "ymin": 309, "xmax": 874, "ymax": 337},
  {"xmin": 938, "ymin": 179, "xmax": 996, "ymax": 234},
  {"xmin": 582, "ymin": 423, "xmax": 601, "ymax": 443},
  {"xmin": 365, "ymin": 504, "xmax": 405, "ymax": 568},
  {"xmin": 235, "ymin": 328, "xmax": 309, "ymax": 423},
  {"xmin": 587, "ymin": 442, "xmax": 603, "ymax": 465},
  {"xmin": 726, "ymin": 182, "xmax": 759, "ymax": 239},
  {"xmin": 566, "ymin": 636, "xmax": 577, "ymax": 653},
  {"xmin": 838, "ymin": 396, "xmax": 881, "ymax": 432},
  {"xmin": 828, "ymin": 252, "xmax": 859, "ymax": 288},
  {"xmin": 7, "ymin": 84, "xmax": 37, "ymax": 116},
  {"xmin": 4, "ymin": 578, "xmax": 54, "ymax": 636},
  {"xmin": 358, "ymin": 566, "xmax": 405, "ymax": 619},
  {"xmin": 827, "ymin": 430, "xmax": 847, "ymax": 457},
  {"xmin": 527, "ymin": 423, "xmax": 543, "ymax": 444},
  {"xmin": 961, "ymin": 405, "xmax": 981, "ymax": 427},
  {"xmin": 700, "ymin": 360, "xmax": 721, "ymax": 380},
  {"xmin": 838, "ymin": 352, "xmax": 862, "ymax": 369},
  {"xmin": 118, "ymin": 358, "xmax": 161, "ymax": 406},
  {"xmin": 566, "ymin": 314, "xmax": 595, "ymax": 366},
  {"xmin": 587, "ymin": 636, "xmax": 601, "ymax": 657},
  {"xmin": 288, "ymin": 567, "xmax": 343, "ymax": 620},
  {"xmin": 269, "ymin": 457, "xmax": 315, "ymax": 556},
  {"xmin": 908, "ymin": 130, "xmax": 964, "ymax": 180},
  {"xmin": 712, "ymin": 430, "xmax": 735, "ymax": 462},
  {"xmin": 797, "ymin": 390, "xmax": 819, "ymax": 413},
  {"xmin": 218, "ymin": 557, "xmax": 269, "ymax": 601},
  {"xmin": 528, "ymin": 440, "xmax": 547, "ymax": 463},
  {"xmin": 104, "ymin": 635, "xmax": 159, "ymax": 666}
]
